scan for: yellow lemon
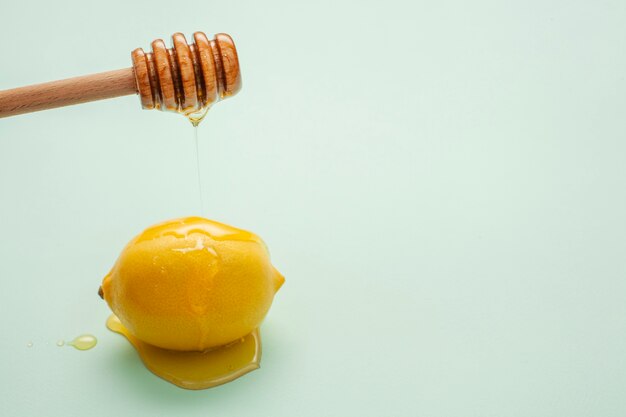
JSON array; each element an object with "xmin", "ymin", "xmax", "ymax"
[{"xmin": 99, "ymin": 217, "xmax": 284, "ymax": 351}]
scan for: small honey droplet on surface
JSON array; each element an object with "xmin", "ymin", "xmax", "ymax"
[
  {"xmin": 26, "ymin": 341, "xmax": 33, "ymax": 348},
  {"xmin": 56, "ymin": 340, "xmax": 65, "ymax": 347},
  {"xmin": 67, "ymin": 334, "xmax": 97, "ymax": 351}
]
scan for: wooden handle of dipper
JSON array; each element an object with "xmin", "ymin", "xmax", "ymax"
[{"xmin": 0, "ymin": 32, "xmax": 241, "ymax": 118}]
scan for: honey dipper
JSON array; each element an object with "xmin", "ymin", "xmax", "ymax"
[{"xmin": 0, "ymin": 32, "xmax": 241, "ymax": 119}]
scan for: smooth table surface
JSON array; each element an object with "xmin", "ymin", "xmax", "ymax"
[{"xmin": 1, "ymin": 1, "xmax": 625, "ymax": 416}]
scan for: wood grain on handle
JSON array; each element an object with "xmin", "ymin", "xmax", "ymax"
[
  {"xmin": 0, "ymin": 32, "xmax": 241, "ymax": 119},
  {"xmin": 0, "ymin": 68, "xmax": 137, "ymax": 118}
]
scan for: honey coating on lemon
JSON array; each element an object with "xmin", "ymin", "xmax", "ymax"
[{"xmin": 100, "ymin": 217, "xmax": 284, "ymax": 389}]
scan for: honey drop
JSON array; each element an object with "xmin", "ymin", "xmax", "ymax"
[
  {"xmin": 106, "ymin": 314, "xmax": 261, "ymax": 390},
  {"xmin": 67, "ymin": 334, "xmax": 97, "ymax": 350},
  {"xmin": 185, "ymin": 106, "xmax": 210, "ymax": 127}
]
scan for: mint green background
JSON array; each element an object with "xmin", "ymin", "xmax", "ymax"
[{"xmin": 1, "ymin": 1, "xmax": 626, "ymax": 416}]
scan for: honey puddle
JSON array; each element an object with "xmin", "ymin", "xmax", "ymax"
[{"xmin": 106, "ymin": 315, "xmax": 261, "ymax": 390}]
